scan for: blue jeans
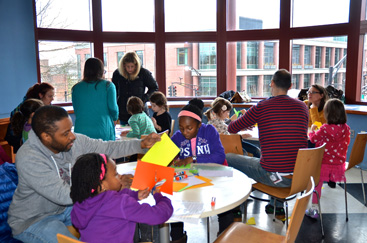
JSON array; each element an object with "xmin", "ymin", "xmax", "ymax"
[
  {"xmin": 13, "ymin": 206, "xmax": 77, "ymax": 243},
  {"xmin": 226, "ymin": 153, "xmax": 292, "ymax": 207},
  {"xmin": 241, "ymin": 140, "xmax": 261, "ymax": 158}
]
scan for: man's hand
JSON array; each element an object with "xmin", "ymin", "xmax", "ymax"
[
  {"xmin": 120, "ymin": 174, "xmax": 133, "ymax": 189},
  {"xmin": 140, "ymin": 132, "xmax": 161, "ymax": 149}
]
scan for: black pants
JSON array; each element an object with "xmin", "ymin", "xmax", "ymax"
[{"xmin": 170, "ymin": 210, "xmax": 234, "ymax": 240}]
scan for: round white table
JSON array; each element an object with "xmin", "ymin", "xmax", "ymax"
[{"xmin": 117, "ymin": 162, "xmax": 252, "ymax": 243}]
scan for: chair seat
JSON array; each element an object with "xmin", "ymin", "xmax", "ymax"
[
  {"xmin": 215, "ymin": 222, "xmax": 285, "ymax": 243},
  {"xmin": 252, "ymin": 183, "xmax": 293, "ymax": 199}
]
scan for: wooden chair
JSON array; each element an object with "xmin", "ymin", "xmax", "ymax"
[
  {"xmin": 170, "ymin": 119, "xmax": 175, "ymax": 137},
  {"xmin": 251, "ymin": 144, "xmax": 325, "ymax": 229},
  {"xmin": 344, "ymin": 132, "xmax": 367, "ymax": 221},
  {"xmin": 214, "ymin": 176, "xmax": 315, "ymax": 243},
  {"xmin": 56, "ymin": 233, "xmax": 84, "ymax": 243},
  {"xmin": 219, "ymin": 134, "xmax": 244, "ymax": 155}
]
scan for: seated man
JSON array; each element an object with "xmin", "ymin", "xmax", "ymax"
[
  {"xmin": 7, "ymin": 106, "xmax": 160, "ymax": 243},
  {"xmin": 226, "ymin": 69, "xmax": 309, "ymax": 220}
]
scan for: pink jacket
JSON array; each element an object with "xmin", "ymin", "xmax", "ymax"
[{"xmin": 309, "ymin": 123, "xmax": 350, "ymax": 165}]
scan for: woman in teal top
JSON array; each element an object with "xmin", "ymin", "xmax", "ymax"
[{"xmin": 72, "ymin": 58, "xmax": 119, "ymax": 141}]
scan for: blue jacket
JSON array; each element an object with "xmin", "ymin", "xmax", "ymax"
[
  {"xmin": 0, "ymin": 162, "xmax": 21, "ymax": 243},
  {"xmin": 171, "ymin": 123, "xmax": 225, "ymax": 164}
]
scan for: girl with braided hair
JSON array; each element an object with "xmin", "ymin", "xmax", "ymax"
[{"xmin": 70, "ymin": 153, "xmax": 173, "ymax": 242}]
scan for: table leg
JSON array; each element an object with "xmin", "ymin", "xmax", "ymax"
[
  {"xmin": 159, "ymin": 223, "xmax": 170, "ymax": 243},
  {"xmin": 206, "ymin": 218, "xmax": 210, "ymax": 243}
]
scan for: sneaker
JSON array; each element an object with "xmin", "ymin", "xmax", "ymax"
[
  {"xmin": 265, "ymin": 204, "xmax": 286, "ymax": 221},
  {"xmin": 305, "ymin": 208, "xmax": 319, "ymax": 219},
  {"xmin": 328, "ymin": 181, "xmax": 336, "ymax": 188}
]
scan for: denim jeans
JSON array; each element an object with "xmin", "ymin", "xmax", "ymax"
[
  {"xmin": 13, "ymin": 206, "xmax": 77, "ymax": 243},
  {"xmin": 226, "ymin": 153, "xmax": 292, "ymax": 207},
  {"xmin": 241, "ymin": 140, "xmax": 261, "ymax": 158}
]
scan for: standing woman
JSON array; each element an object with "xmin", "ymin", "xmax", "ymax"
[
  {"xmin": 72, "ymin": 57, "xmax": 119, "ymax": 141},
  {"xmin": 112, "ymin": 52, "xmax": 158, "ymax": 125}
]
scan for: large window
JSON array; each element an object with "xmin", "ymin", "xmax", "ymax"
[{"xmin": 34, "ymin": 0, "xmax": 366, "ymax": 103}]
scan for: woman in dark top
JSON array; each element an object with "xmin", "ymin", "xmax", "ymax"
[{"xmin": 112, "ymin": 52, "xmax": 158, "ymax": 125}]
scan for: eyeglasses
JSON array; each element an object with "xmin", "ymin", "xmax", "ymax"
[{"xmin": 307, "ymin": 91, "xmax": 321, "ymax": 95}]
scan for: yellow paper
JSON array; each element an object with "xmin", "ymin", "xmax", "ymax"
[
  {"xmin": 246, "ymin": 217, "xmax": 256, "ymax": 225},
  {"xmin": 141, "ymin": 133, "xmax": 180, "ymax": 166},
  {"xmin": 313, "ymin": 121, "xmax": 322, "ymax": 129}
]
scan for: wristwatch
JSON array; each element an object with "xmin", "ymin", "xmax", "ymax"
[{"xmin": 192, "ymin": 156, "xmax": 197, "ymax": 163}]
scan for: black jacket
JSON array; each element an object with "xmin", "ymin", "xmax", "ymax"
[{"xmin": 112, "ymin": 67, "xmax": 158, "ymax": 122}]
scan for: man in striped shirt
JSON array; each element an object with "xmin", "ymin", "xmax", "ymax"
[{"xmin": 226, "ymin": 69, "xmax": 309, "ymax": 220}]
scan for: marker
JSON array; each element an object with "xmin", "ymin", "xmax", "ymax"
[
  {"xmin": 174, "ymin": 174, "xmax": 188, "ymax": 181},
  {"xmin": 211, "ymin": 197, "xmax": 216, "ymax": 207},
  {"xmin": 174, "ymin": 171, "xmax": 186, "ymax": 176}
]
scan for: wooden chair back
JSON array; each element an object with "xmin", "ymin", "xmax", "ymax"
[
  {"xmin": 219, "ymin": 134, "xmax": 243, "ymax": 155},
  {"xmin": 289, "ymin": 144, "xmax": 325, "ymax": 195},
  {"xmin": 57, "ymin": 233, "xmax": 84, "ymax": 243},
  {"xmin": 285, "ymin": 177, "xmax": 315, "ymax": 243},
  {"xmin": 170, "ymin": 119, "xmax": 175, "ymax": 137},
  {"xmin": 346, "ymin": 133, "xmax": 367, "ymax": 171}
]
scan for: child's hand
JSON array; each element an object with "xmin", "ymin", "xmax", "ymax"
[
  {"xmin": 311, "ymin": 124, "xmax": 318, "ymax": 132},
  {"xmin": 151, "ymin": 117, "xmax": 157, "ymax": 126},
  {"xmin": 152, "ymin": 186, "xmax": 161, "ymax": 195},
  {"xmin": 138, "ymin": 188, "xmax": 150, "ymax": 200},
  {"xmin": 120, "ymin": 130, "xmax": 129, "ymax": 137},
  {"xmin": 174, "ymin": 157, "xmax": 191, "ymax": 167},
  {"xmin": 120, "ymin": 174, "xmax": 133, "ymax": 189}
]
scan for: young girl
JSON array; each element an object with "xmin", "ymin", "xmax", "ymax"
[
  {"xmin": 204, "ymin": 97, "xmax": 261, "ymax": 158},
  {"xmin": 70, "ymin": 153, "xmax": 173, "ymax": 243},
  {"xmin": 121, "ymin": 96, "xmax": 156, "ymax": 139},
  {"xmin": 149, "ymin": 91, "xmax": 172, "ymax": 135},
  {"xmin": 170, "ymin": 98, "xmax": 231, "ymax": 242},
  {"xmin": 10, "ymin": 99, "xmax": 43, "ymax": 144},
  {"xmin": 306, "ymin": 99, "xmax": 350, "ymax": 218}
]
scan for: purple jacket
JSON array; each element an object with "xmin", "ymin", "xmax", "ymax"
[
  {"xmin": 171, "ymin": 123, "xmax": 225, "ymax": 164},
  {"xmin": 71, "ymin": 189, "xmax": 173, "ymax": 243}
]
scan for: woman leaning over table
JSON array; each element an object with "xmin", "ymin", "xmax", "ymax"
[
  {"xmin": 72, "ymin": 57, "xmax": 119, "ymax": 141},
  {"xmin": 112, "ymin": 52, "xmax": 158, "ymax": 125}
]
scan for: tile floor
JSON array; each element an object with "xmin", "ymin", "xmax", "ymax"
[{"xmin": 182, "ymin": 168, "xmax": 367, "ymax": 243}]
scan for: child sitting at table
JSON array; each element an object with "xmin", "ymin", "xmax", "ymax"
[
  {"xmin": 10, "ymin": 98, "xmax": 43, "ymax": 144},
  {"xmin": 305, "ymin": 99, "xmax": 350, "ymax": 219},
  {"xmin": 149, "ymin": 91, "xmax": 172, "ymax": 135},
  {"xmin": 120, "ymin": 96, "xmax": 156, "ymax": 139},
  {"xmin": 204, "ymin": 97, "xmax": 261, "ymax": 158},
  {"xmin": 70, "ymin": 153, "xmax": 173, "ymax": 243},
  {"xmin": 170, "ymin": 98, "xmax": 232, "ymax": 242}
]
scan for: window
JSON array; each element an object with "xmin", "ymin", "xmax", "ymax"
[
  {"xmin": 263, "ymin": 75, "xmax": 272, "ymax": 97},
  {"xmin": 228, "ymin": 0, "xmax": 280, "ymax": 30},
  {"xmin": 165, "ymin": 0, "xmax": 216, "ymax": 32},
  {"xmin": 292, "ymin": 45, "xmax": 300, "ymax": 68},
  {"xmin": 325, "ymin": 47, "xmax": 331, "ymax": 68},
  {"xmin": 117, "ymin": 51, "xmax": 124, "ymax": 66},
  {"xmin": 199, "ymin": 77, "xmax": 217, "ymax": 96},
  {"xmin": 304, "ymin": 74, "xmax": 310, "ymax": 89},
  {"xmin": 292, "ymin": 74, "xmax": 300, "ymax": 89},
  {"xmin": 103, "ymin": 52, "xmax": 107, "ymax": 67},
  {"xmin": 199, "ymin": 43, "xmax": 217, "ymax": 70},
  {"xmin": 177, "ymin": 48, "xmax": 188, "ymax": 66},
  {"xmin": 304, "ymin": 46, "xmax": 311, "ymax": 66},
  {"xmin": 247, "ymin": 42, "xmax": 258, "ymax": 69},
  {"xmin": 315, "ymin": 47, "xmax": 322, "ymax": 68},
  {"xmin": 292, "ymin": 0, "xmax": 350, "ymax": 27},
  {"xmin": 264, "ymin": 42, "xmax": 275, "ymax": 68},
  {"xmin": 136, "ymin": 51, "xmax": 144, "ymax": 65},
  {"xmin": 39, "ymin": 41, "xmax": 92, "ymax": 102},
  {"xmin": 247, "ymin": 76, "xmax": 258, "ymax": 97}
]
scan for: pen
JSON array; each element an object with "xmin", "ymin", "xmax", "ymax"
[
  {"xmin": 174, "ymin": 171, "xmax": 186, "ymax": 176},
  {"xmin": 211, "ymin": 197, "xmax": 216, "ymax": 207}
]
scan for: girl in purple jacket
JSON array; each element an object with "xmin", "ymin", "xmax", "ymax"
[
  {"xmin": 70, "ymin": 153, "xmax": 173, "ymax": 243},
  {"xmin": 169, "ymin": 98, "xmax": 230, "ymax": 243},
  {"xmin": 171, "ymin": 98, "xmax": 226, "ymax": 167}
]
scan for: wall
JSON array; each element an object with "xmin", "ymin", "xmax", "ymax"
[{"xmin": 0, "ymin": 0, "xmax": 38, "ymax": 118}]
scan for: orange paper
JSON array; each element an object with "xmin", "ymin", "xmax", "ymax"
[
  {"xmin": 185, "ymin": 176, "xmax": 213, "ymax": 190},
  {"xmin": 131, "ymin": 160, "xmax": 175, "ymax": 195},
  {"xmin": 173, "ymin": 182, "xmax": 189, "ymax": 192}
]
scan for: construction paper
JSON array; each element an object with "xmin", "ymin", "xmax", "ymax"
[
  {"xmin": 178, "ymin": 176, "xmax": 213, "ymax": 192},
  {"xmin": 131, "ymin": 160, "xmax": 175, "ymax": 195},
  {"xmin": 173, "ymin": 182, "xmax": 189, "ymax": 192},
  {"xmin": 141, "ymin": 133, "xmax": 180, "ymax": 166},
  {"xmin": 234, "ymin": 108, "xmax": 241, "ymax": 118},
  {"xmin": 313, "ymin": 121, "xmax": 322, "ymax": 129},
  {"xmin": 246, "ymin": 217, "xmax": 256, "ymax": 225}
]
